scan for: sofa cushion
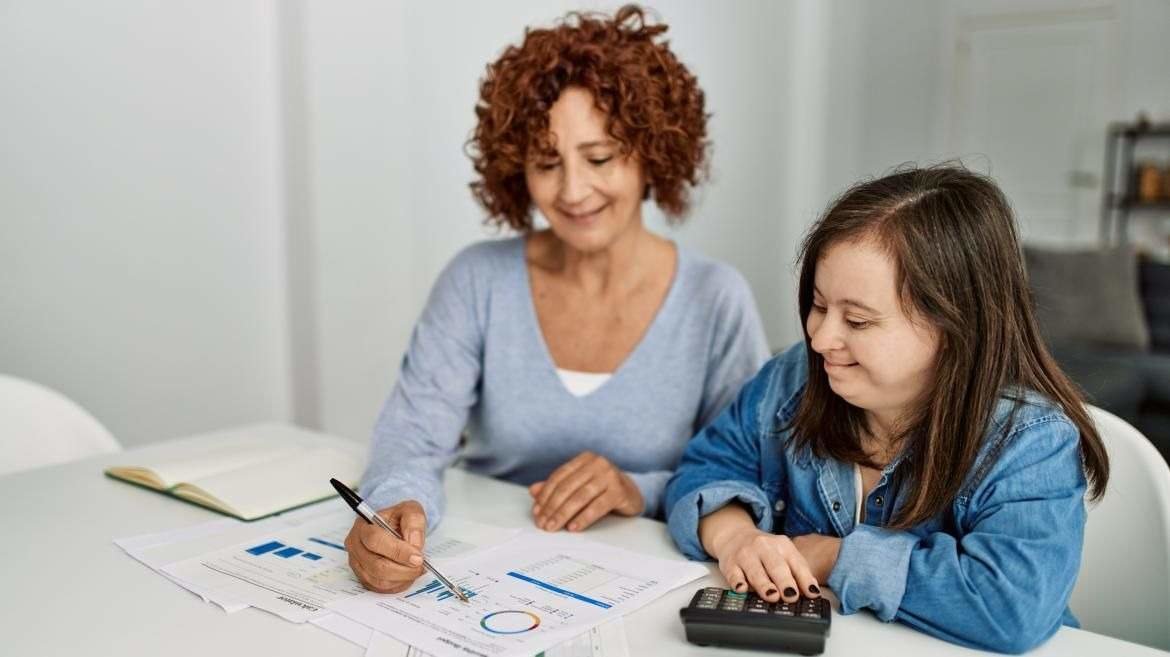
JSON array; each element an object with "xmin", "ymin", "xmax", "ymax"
[
  {"xmin": 1136, "ymin": 351, "xmax": 1170, "ymax": 406},
  {"xmin": 1025, "ymin": 246, "xmax": 1150, "ymax": 351},
  {"xmin": 1049, "ymin": 346, "xmax": 1145, "ymax": 423},
  {"xmin": 1141, "ymin": 257, "xmax": 1170, "ymax": 352},
  {"xmin": 1136, "ymin": 414, "xmax": 1170, "ymax": 465}
]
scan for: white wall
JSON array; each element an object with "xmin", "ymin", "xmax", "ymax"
[
  {"xmin": 1117, "ymin": 0, "xmax": 1170, "ymax": 247},
  {"xmin": 0, "ymin": 1, "xmax": 292, "ymax": 446},
  {"xmin": 821, "ymin": 0, "xmax": 948, "ymax": 195},
  {"xmin": 4, "ymin": 0, "xmax": 1167, "ymax": 448},
  {"xmin": 1, "ymin": 0, "xmax": 803, "ymax": 448},
  {"xmin": 660, "ymin": 1, "xmax": 803, "ymax": 349},
  {"xmin": 814, "ymin": 0, "xmax": 1170, "ymax": 219}
]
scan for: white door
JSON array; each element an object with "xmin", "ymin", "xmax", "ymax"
[{"xmin": 950, "ymin": 6, "xmax": 1118, "ymax": 246}]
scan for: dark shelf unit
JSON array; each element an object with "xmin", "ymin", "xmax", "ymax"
[{"xmin": 1101, "ymin": 122, "xmax": 1170, "ymax": 246}]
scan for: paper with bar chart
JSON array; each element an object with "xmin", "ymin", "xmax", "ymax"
[
  {"xmin": 162, "ymin": 510, "xmax": 522, "ymax": 623},
  {"xmin": 330, "ymin": 532, "xmax": 705, "ymax": 657},
  {"xmin": 162, "ymin": 510, "xmax": 361, "ymax": 622},
  {"xmin": 364, "ymin": 617, "xmax": 630, "ymax": 657}
]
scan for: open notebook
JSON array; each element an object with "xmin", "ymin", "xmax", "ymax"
[{"xmin": 105, "ymin": 423, "xmax": 365, "ymax": 521}]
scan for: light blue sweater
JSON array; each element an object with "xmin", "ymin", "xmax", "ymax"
[{"xmin": 361, "ymin": 237, "xmax": 769, "ymax": 529}]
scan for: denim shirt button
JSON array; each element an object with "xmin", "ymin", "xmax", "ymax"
[
  {"xmin": 774, "ymin": 499, "xmax": 786, "ymax": 513},
  {"xmin": 831, "ymin": 501, "xmax": 841, "ymax": 512},
  {"xmin": 875, "ymin": 496, "xmax": 884, "ymax": 507}
]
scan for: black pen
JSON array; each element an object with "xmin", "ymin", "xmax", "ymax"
[{"xmin": 329, "ymin": 478, "xmax": 470, "ymax": 603}]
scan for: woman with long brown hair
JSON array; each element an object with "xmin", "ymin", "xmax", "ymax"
[{"xmin": 665, "ymin": 165, "xmax": 1108, "ymax": 653}]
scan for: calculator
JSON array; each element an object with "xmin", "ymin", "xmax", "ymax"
[{"xmin": 679, "ymin": 587, "xmax": 832, "ymax": 655}]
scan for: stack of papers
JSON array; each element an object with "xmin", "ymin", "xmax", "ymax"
[{"xmin": 116, "ymin": 502, "xmax": 705, "ymax": 657}]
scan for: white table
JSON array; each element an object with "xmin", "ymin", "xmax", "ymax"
[{"xmin": 1, "ymin": 426, "xmax": 1164, "ymax": 657}]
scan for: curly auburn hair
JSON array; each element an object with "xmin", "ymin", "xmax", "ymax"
[{"xmin": 467, "ymin": 4, "xmax": 710, "ymax": 231}]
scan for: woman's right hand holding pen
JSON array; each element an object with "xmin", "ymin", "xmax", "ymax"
[
  {"xmin": 344, "ymin": 499, "xmax": 428, "ymax": 593},
  {"xmin": 698, "ymin": 503, "xmax": 822, "ymax": 604}
]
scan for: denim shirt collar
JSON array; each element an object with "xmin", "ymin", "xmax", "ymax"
[{"xmin": 776, "ymin": 386, "xmax": 912, "ymax": 535}]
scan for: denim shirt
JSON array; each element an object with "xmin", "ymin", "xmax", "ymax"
[{"xmin": 664, "ymin": 343, "xmax": 1088, "ymax": 654}]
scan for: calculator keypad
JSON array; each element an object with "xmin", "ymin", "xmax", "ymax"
[
  {"xmin": 681, "ymin": 587, "xmax": 831, "ymax": 655},
  {"xmin": 690, "ymin": 587, "xmax": 829, "ymax": 619},
  {"xmin": 695, "ymin": 589, "xmax": 722, "ymax": 609}
]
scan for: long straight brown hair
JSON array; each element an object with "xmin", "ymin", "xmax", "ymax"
[{"xmin": 791, "ymin": 165, "xmax": 1108, "ymax": 529}]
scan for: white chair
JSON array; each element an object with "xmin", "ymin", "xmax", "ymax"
[
  {"xmin": 0, "ymin": 374, "xmax": 121, "ymax": 477},
  {"xmin": 1071, "ymin": 405, "xmax": 1170, "ymax": 650}
]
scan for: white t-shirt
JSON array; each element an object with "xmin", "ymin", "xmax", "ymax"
[
  {"xmin": 556, "ymin": 368, "xmax": 613, "ymax": 397},
  {"xmin": 854, "ymin": 463, "xmax": 864, "ymax": 525}
]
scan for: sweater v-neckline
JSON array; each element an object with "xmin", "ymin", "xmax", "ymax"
[{"xmin": 518, "ymin": 238, "xmax": 684, "ymax": 400}]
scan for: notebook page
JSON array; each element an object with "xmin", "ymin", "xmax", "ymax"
[
  {"xmin": 185, "ymin": 446, "xmax": 364, "ymax": 520},
  {"xmin": 143, "ymin": 444, "xmax": 302, "ymax": 488}
]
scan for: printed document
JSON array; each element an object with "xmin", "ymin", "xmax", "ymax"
[
  {"xmin": 161, "ymin": 510, "xmax": 521, "ymax": 622},
  {"xmin": 364, "ymin": 618, "xmax": 629, "ymax": 657},
  {"xmin": 330, "ymin": 531, "xmax": 705, "ymax": 657}
]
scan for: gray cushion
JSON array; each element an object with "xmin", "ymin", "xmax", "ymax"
[
  {"xmin": 1049, "ymin": 346, "xmax": 1145, "ymax": 423},
  {"xmin": 1025, "ymin": 246, "xmax": 1150, "ymax": 351},
  {"xmin": 1141, "ymin": 258, "xmax": 1170, "ymax": 352},
  {"xmin": 1136, "ymin": 351, "xmax": 1170, "ymax": 406},
  {"xmin": 1136, "ymin": 414, "xmax": 1170, "ymax": 464}
]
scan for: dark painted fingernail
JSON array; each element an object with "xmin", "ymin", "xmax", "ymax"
[
  {"xmin": 809, "ymin": 584, "xmax": 821, "ymax": 595},
  {"xmin": 734, "ymin": 582, "xmax": 746, "ymax": 592},
  {"xmin": 765, "ymin": 588, "xmax": 777, "ymax": 597},
  {"xmin": 783, "ymin": 587, "xmax": 797, "ymax": 598}
]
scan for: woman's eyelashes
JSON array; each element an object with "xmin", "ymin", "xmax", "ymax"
[
  {"xmin": 531, "ymin": 155, "xmax": 614, "ymax": 172},
  {"xmin": 812, "ymin": 301, "xmax": 872, "ymax": 330}
]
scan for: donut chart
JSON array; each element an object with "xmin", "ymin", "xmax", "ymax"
[{"xmin": 479, "ymin": 610, "xmax": 541, "ymax": 635}]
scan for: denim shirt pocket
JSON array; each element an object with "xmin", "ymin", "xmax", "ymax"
[
  {"xmin": 782, "ymin": 504, "xmax": 821, "ymax": 535},
  {"xmin": 762, "ymin": 480, "xmax": 785, "ymax": 527},
  {"xmin": 759, "ymin": 422, "xmax": 790, "ymax": 528}
]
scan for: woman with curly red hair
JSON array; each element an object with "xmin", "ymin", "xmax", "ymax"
[{"xmin": 345, "ymin": 5, "xmax": 769, "ymax": 593}]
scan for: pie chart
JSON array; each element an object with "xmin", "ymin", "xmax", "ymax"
[{"xmin": 480, "ymin": 610, "xmax": 541, "ymax": 634}]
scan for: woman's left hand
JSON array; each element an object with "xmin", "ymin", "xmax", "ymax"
[
  {"xmin": 791, "ymin": 534, "xmax": 843, "ymax": 583},
  {"xmin": 529, "ymin": 452, "xmax": 644, "ymax": 532}
]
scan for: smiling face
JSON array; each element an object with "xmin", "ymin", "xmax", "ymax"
[
  {"xmin": 805, "ymin": 238, "xmax": 941, "ymax": 430},
  {"xmin": 524, "ymin": 87, "xmax": 647, "ymax": 253}
]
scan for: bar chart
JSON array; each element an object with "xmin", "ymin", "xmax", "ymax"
[
  {"xmin": 405, "ymin": 578, "xmax": 479, "ymax": 603},
  {"xmin": 244, "ymin": 539, "xmax": 326, "ymax": 561},
  {"xmin": 175, "ymin": 514, "xmax": 368, "ymax": 623}
]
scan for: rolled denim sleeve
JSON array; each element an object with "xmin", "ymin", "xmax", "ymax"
[
  {"xmin": 829, "ymin": 525, "xmax": 917, "ymax": 620},
  {"xmin": 667, "ymin": 481, "xmax": 775, "ymax": 560},
  {"xmin": 828, "ymin": 521, "xmax": 917, "ymax": 617},
  {"xmin": 666, "ymin": 356, "xmax": 784, "ymax": 560},
  {"xmin": 836, "ymin": 418, "xmax": 1087, "ymax": 654}
]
